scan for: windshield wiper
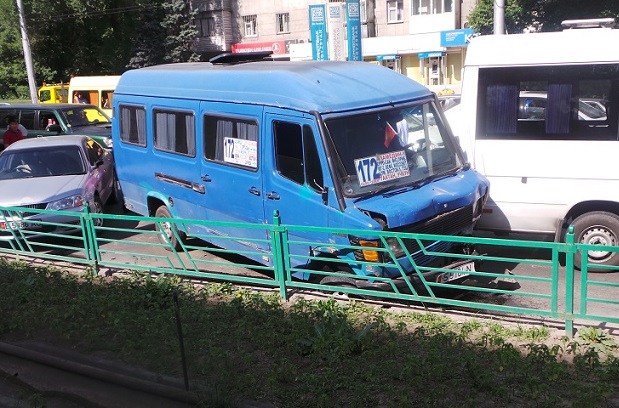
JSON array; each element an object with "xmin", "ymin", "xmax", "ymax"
[{"xmin": 368, "ymin": 164, "xmax": 469, "ymax": 198}]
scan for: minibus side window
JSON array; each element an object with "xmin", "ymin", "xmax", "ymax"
[
  {"xmin": 303, "ymin": 125, "xmax": 324, "ymax": 192},
  {"xmin": 479, "ymin": 64, "xmax": 619, "ymax": 141},
  {"xmin": 273, "ymin": 121, "xmax": 323, "ymax": 191},
  {"xmin": 274, "ymin": 121, "xmax": 304, "ymax": 184},
  {"xmin": 154, "ymin": 109, "xmax": 196, "ymax": 157},
  {"xmin": 119, "ymin": 105, "xmax": 147, "ymax": 147},
  {"xmin": 203, "ymin": 115, "xmax": 259, "ymax": 169}
]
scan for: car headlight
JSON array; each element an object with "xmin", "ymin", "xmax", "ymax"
[
  {"xmin": 47, "ymin": 195, "xmax": 85, "ymax": 211},
  {"xmin": 103, "ymin": 137, "xmax": 113, "ymax": 148},
  {"xmin": 385, "ymin": 237, "xmax": 405, "ymax": 258}
]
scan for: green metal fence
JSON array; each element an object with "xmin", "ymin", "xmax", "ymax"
[{"xmin": 2, "ymin": 204, "xmax": 619, "ymax": 336}]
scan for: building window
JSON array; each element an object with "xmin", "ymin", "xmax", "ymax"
[
  {"xmin": 387, "ymin": 1, "xmax": 403, "ymax": 23},
  {"xmin": 276, "ymin": 13, "xmax": 290, "ymax": 34},
  {"xmin": 360, "ymin": 0, "xmax": 367, "ymax": 23},
  {"xmin": 243, "ymin": 15, "xmax": 257, "ymax": 37},
  {"xmin": 413, "ymin": 0, "xmax": 453, "ymax": 16},
  {"xmin": 198, "ymin": 16, "xmax": 216, "ymax": 37}
]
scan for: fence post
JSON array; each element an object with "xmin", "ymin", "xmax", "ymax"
[
  {"xmin": 81, "ymin": 204, "xmax": 99, "ymax": 275},
  {"xmin": 564, "ymin": 225, "xmax": 576, "ymax": 337},
  {"xmin": 271, "ymin": 210, "xmax": 288, "ymax": 301}
]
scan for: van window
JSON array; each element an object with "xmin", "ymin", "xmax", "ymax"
[
  {"xmin": 478, "ymin": 64, "xmax": 619, "ymax": 140},
  {"xmin": 19, "ymin": 110, "xmax": 36, "ymax": 130},
  {"xmin": 38, "ymin": 111, "xmax": 57, "ymax": 130},
  {"xmin": 203, "ymin": 115, "xmax": 258, "ymax": 169},
  {"xmin": 153, "ymin": 109, "xmax": 196, "ymax": 156},
  {"xmin": 119, "ymin": 105, "xmax": 147, "ymax": 146},
  {"xmin": 273, "ymin": 121, "xmax": 323, "ymax": 190}
]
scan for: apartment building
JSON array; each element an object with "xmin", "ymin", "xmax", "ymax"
[{"xmin": 192, "ymin": 1, "xmax": 480, "ymax": 94}]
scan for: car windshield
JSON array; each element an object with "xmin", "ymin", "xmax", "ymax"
[
  {"xmin": 0, "ymin": 146, "xmax": 86, "ymax": 179},
  {"xmin": 323, "ymin": 101, "xmax": 462, "ymax": 197},
  {"xmin": 61, "ymin": 106, "xmax": 110, "ymax": 127}
]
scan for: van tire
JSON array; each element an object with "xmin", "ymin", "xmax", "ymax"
[
  {"xmin": 155, "ymin": 205, "xmax": 185, "ymax": 251},
  {"xmin": 109, "ymin": 174, "xmax": 123, "ymax": 205},
  {"xmin": 572, "ymin": 211, "xmax": 619, "ymax": 272}
]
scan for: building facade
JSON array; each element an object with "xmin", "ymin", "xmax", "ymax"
[{"xmin": 192, "ymin": 0, "xmax": 480, "ymax": 94}]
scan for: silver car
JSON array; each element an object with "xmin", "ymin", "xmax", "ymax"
[{"xmin": 0, "ymin": 135, "xmax": 118, "ymax": 240}]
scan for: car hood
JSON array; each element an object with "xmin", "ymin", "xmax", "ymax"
[
  {"xmin": 0, "ymin": 175, "xmax": 87, "ymax": 207},
  {"xmin": 71, "ymin": 124, "xmax": 112, "ymax": 136},
  {"xmin": 352, "ymin": 170, "xmax": 487, "ymax": 229}
]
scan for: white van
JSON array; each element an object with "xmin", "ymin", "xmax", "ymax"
[
  {"xmin": 452, "ymin": 18, "xmax": 619, "ymax": 271},
  {"xmin": 69, "ymin": 75, "xmax": 120, "ymax": 117}
]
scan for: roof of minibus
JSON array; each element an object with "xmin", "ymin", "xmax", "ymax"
[
  {"xmin": 70, "ymin": 75, "xmax": 121, "ymax": 88},
  {"xmin": 465, "ymin": 27, "xmax": 619, "ymax": 67},
  {"xmin": 114, "ymin": 60, "xmax": 432, "ymax": 114}
]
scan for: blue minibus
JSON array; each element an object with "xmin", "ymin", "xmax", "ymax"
[{"xmin": 112, "ymin": 53, "xmax": 489, "ymax": 288}]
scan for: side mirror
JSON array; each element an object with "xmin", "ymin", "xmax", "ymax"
[{"xmin": 311, "ymin": 179, "xmax": 329, "ymax": 205}]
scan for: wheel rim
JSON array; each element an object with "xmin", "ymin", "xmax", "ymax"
[
  {"xmin": 92, "ymin": 201, "xmax": 103, "ymax": 227},
  {"xmin": 579, "ymin": 224, "xmax": 618, "ymax": 262},
  {"xmin": 160, "ymin": 221, "xmax": 174, "ymax": 240}
]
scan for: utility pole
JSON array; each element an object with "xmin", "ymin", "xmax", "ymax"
[
  {"xmin": 15, "ymin": 0, "xmax": 38, "ymax": 102},
  {"xmin": 494, "ymin": 0, "xmax": 505, "ymax": 35}
]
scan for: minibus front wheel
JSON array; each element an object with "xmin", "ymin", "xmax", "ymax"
[
  {"xmin": 155, "ymin": 205, "xmax": 185, "ymax": 251},
  {"xmin": 572, "ymin": 211, "xmax": 619, "ymax": 272}
]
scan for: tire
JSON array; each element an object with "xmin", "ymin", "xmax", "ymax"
[
  {"xmin": 572, "ymin": 211, "xmax": 619, "ymax": 272},
  {"xmin": 319, "ymin": 275, "xmax": 360, "ymax": 298},
  {"xmin": 109, "ymin": 174, "xmax": 123, "ymax": 205},
  {"xmin": 154, "ymin": 205, "xmax": 185, "ymax": 251},
  {"xmin": 91, "ymin": 196, "xmax": 104, "ymax": 228}
]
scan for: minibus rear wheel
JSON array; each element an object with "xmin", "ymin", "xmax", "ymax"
[
  {"xmin": 572, "ymin": 211, "xmax": 619, "ymax": 272},
  {"xmin": 155, "ymin": 205, "xmax": 185, "ymax": 251}
]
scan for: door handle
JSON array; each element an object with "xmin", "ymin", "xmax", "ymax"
[
  {"xmin": 266, "ymin": 192, "xmax": 280, "ymax": 200},
  {"xmin": 249, "ymin": 187, "xmax": 261, "ymax": 196},
  {"xmin": 201, "ymin": 174, "xmax": 212, "ymax": 182}
]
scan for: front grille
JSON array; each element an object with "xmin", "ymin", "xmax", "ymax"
[
  {"xmin": 1, "ymin": 203, "xmax": 48, "ymax": 218},
  {"xmin": 394, "ymin": 204, "xmax": 473, "ymax": 255}
]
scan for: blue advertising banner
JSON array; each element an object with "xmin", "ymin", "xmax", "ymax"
[
  {"xmin": 346, "ymin": 0, "xmax": 362, "ymax": 61},
  {"xmin": 309, "ymin": 5, "xmax": 328, "ymax": 60},
  {"xmin": 440, "ymin": 29, "xmax": 475, "ymax": 47}
]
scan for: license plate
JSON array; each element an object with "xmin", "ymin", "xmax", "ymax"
[
  {"xmin": 1, "ymin": 221, "xmax": 42, "ymax": 230},
  {"xmin": 441, "ymin": 261, "xmax": 475, "ymax": 282}
]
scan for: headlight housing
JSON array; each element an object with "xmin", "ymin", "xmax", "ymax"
[
  {"xmin": 349, "ymin": 236, "xmax": 383, "ymax": 262},
  {"xmin": 47, "ymin": 195, "xmax": 85, "ymax": 211}
]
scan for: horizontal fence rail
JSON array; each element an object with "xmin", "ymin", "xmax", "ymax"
[{"xmin": 1, "ymin": 205, "xmax": 619, "ymax": 336}]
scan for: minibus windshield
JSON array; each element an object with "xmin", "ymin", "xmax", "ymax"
[{"xmin": 324, "ymin": 102, "xmax": 462, "ymax": 197}]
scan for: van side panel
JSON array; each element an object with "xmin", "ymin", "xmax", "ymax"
[
  {"xmin": 196, "ymin": 102, "xmax": 270, "ymax": 257},
  {"xmin": 113, "ymin": 96, "xmax": 202, "ymax": 224},
  {"xmin": 458, "ymin": 26, "xmax": 619, "ymax": 269}
]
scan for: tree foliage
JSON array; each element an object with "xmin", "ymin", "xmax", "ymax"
[
  {"xmin": 0, "ymin": 0, "xmax": 201, "ymax": 97},
  {"xmin": 468, "ymin": 0, "xmax": 619, "ymax": 34}
]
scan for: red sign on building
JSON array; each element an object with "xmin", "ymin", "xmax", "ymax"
[{"xmin": 232, "ymin": 41, "xmax": 286, "ymax": 55}]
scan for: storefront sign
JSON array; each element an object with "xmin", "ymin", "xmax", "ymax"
[
  {"xmin": 418, "ymin": 51, "xmax": 444, "ymax": 58},
  {"xmin": 440, "ymin": 29, "xmax": 474, "ymax": 47},
  {"xmin": 232, "ymin": 41, "xmax": 286, "ymax": 55}
]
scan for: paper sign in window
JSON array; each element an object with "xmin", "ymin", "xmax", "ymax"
[{"xmin": 354, "ymin": 150, "xmax": 409, "ymax": 187}]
